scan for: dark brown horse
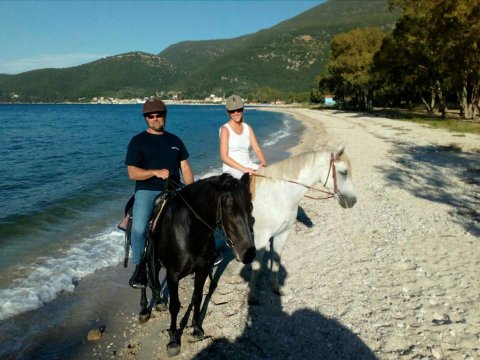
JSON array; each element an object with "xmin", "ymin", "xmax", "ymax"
[{"xmin": 138, "ymin": 173, "xmax": 255, "ymax": 357}]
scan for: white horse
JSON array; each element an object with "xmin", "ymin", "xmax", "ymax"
[{"xmin": 248, "ymin": 146, "xmax": 357, "ymax": 304}]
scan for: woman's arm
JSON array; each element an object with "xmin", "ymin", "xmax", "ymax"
[{"xmin": 248, "ymin": 126, "xmax": 267, "ymax": 167}]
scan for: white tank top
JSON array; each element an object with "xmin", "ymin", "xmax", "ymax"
[{"xmin": 220, "ymin": 122, "xmax": 259, "ymax": 179}]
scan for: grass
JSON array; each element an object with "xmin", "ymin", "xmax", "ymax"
[{"xmin": 371, "ymin": 108, "xmax": 480, "ymax": 135}]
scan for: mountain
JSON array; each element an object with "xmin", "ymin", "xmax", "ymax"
[{"xmin": 0, "ymin": 0, "xmax": 399, "ymax": 102}]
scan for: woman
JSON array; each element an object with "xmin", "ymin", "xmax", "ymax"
[{"xmin": 219, "ymin": 94, "xmax": 267, "ymax": 179}]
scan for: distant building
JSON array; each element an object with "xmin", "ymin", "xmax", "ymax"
[
  {"xmin": 205, "ymin": 94, "xmax": 223, "ymax": 103},
  {"xmin": 324, "ymin": 95, "xmax": 336, "ymax": 107}
]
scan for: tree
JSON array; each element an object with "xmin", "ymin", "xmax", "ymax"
[
  {"xmin": 385, "ymin": 0, "xmax": 480, "ymax": 119},
  {"xmin": 321, "ymin": 27, "xmax": 386, "ymax": 111},
  {"xmin": 373, "ymin": 15, "xmax": 443, "ymax": 112}
]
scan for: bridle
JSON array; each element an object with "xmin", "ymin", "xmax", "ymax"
[
  {"xmin": 253, "ymin": 153, "xmax": 339, "ymax": 200},
  {"xmin": 164, "ymin": 178, "xmax": 239, "ymax": 250}
]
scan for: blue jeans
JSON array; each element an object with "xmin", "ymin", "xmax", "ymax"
[{"xmin": 130, "ymin": 190, "xmax": 162, "ymax": 265}]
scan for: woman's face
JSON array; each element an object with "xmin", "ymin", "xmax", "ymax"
[{"xmin": 228, "ymin": 108, "xmax": 244, "ymax": 123}]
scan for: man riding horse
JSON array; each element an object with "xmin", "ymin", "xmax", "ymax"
[{"xmin": 124, "ymin": 97, "xmax": 194, "ymax": 288}]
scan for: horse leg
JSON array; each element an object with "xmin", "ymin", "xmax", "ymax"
[
  {"xmin": 166, "ymin": 275, "xmax": 181, "ymax": 357},
  {"xmin": 270, "ymin": 231, "xmax": 291, "ymax": 296},
  {"xmin": 191, "ymin": 270, "xmax": 209, "ymax": 340},
  {"xmin": 248, "ymin": 246, "xmax": 266, "ymax": 305},
  {"xmin": 139, "ymin": 288, "xmax": 150, "ymax": 323},
  {"xmin": 148, "ymin": 256, "xmax": 167, "ymax": 312}
]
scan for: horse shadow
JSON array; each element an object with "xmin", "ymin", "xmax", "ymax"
[
  {"xmin": 191, "ymin": 255, "xmax": 376, "ymax": 360},
  {"xmin": 377, "ymin": 143, "xmax": 480, "ymax": 236},
  {"xmin": 297, "ymin": 206, "xmax": 314, "ymax": 228}
]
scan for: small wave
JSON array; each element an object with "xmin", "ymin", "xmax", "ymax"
[
  {"xmin": 0, "ymin": 229, "xmax": 124, "ymax": 321},
  {"xmin": 262, "ymin": 117, "xmax": 292, "ymax": 147}
]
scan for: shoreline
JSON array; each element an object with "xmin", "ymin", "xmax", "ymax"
[
  {"xmin": 74, "ymin": 108, "xmax": 480, "ymax": 358},
  {"xmin": 66, "ymin": 106, "xmax": 319, "ymax": 359}
]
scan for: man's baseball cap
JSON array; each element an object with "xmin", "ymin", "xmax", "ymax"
[{"xmin": 143, "ymin": 98, "xmax": 167, "ymax": 115}]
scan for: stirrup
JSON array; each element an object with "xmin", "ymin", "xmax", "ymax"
[{"xmin": 129, "ymin": 265, "xmax": 147, "ymax": 289}]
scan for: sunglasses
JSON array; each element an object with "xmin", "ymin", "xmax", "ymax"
[
  {"xmin": 228, "ymin": 108, "xmax": 244, "ymax": 114},
  {"xmin": 146, "ymin": 113, "xmax": 165, "ymax": 119}
]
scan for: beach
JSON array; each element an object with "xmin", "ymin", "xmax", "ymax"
[{"xmin": 80, "ymin": 108, "xmax": 480, "ymax": 359}]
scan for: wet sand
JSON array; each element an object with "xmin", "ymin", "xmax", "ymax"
[{"xmin": 79, "ymin": 108, "xmax": 479, "ymax": 359}]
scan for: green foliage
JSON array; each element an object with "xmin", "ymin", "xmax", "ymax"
[
  {"xmin": 321, "ymin": 27, "xmax": 387, "ymax": 110},
  {"xmin": 375, "ymin": 0, "xmax": 480, "ymax": 118},
  {"xmin": 310, "ymin": 89, "xmax": 324, "ymax": 104},
  {"xmin": 0, "ymin": 1, "xmax": 398, "ymax": 103}
]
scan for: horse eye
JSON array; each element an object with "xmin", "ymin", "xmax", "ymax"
[{"xmin": 337, "ymin": 168, "xmax": 347, "ymax": 176}]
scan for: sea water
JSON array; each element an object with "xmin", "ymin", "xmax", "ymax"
[{"xmin": 0, "ymin": 104, "xmax": 303, "ymax": 357}]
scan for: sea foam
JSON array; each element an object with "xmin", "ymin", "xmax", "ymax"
[{"xmin": 0, "ymin": 229, "xmax": 124, "ymax": 320}]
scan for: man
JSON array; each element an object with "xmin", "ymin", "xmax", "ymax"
[{"xmin": 125, "ymin": 97, "xmax": 194, "ymax": 288}]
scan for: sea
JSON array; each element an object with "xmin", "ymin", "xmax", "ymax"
[{"xmin": 0, "ymin": 103, "xmax": 303, "ymax": 359}]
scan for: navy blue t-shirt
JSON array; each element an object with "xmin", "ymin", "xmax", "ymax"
[{"xmin": 125, "ymin": 131, "xmax": 189, "ymax": 191}]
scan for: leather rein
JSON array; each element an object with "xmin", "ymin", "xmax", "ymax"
[
  {"xmin": 253, "ymin": 153, "xmax": 338, "ymax": 200},
  {"xmin": 160, "ymin": 178, "xmax": 235, "ymax": 248}
]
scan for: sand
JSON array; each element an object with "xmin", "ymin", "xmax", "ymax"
[{"xmin": 83, "ymin": 108, "xmax": 480, "ymax": 359}]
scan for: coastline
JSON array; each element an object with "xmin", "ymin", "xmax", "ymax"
[{"xmin": 79, "ymin": 107, "xmax": 479, "ymax": 359}]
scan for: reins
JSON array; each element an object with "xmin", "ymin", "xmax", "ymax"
[
  {"xmin": 253, "ymin": 153, "xmax": 338, "ymax": 200},
  {"xmin": 165, "ymin": 178, "xmax": 235, "ymax": 247}
]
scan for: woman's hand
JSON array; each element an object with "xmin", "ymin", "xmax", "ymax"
[{"xmin": 243, "ymin": 167, "xmax": 257, "ymax": 175}]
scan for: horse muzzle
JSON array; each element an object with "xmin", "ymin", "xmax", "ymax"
[
  {"xmin": 241, "ymin": 246, "xmax": 256, "ymax": 264},
  {"xmin": 336, "ymin": 193, "xmax": 357, "ymax": 209}
]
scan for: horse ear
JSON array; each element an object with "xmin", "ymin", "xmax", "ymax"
[
  {"xmin": 240, "ymin": 173, "xmax": 250, "ymax": 187},
  {"xmin": 210, "ymin": 173, "xmax": 234, "ymax": 191},
  {"xmin": 334, "ymin": 145, "xmax": 345, "ymax": 160}
]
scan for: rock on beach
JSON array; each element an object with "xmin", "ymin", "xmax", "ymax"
[{"xmin": 85, "ymin": 108, "xmax": 480, "ymax": 360}]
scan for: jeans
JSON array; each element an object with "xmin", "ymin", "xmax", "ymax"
[{"xmin": 130, "ymin": 189, "xmax": 162, "ymax": 265}]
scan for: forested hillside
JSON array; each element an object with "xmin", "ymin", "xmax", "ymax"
[{"xmin": 0, "ymin": 0, "xmax": 398, "ymax": 103}]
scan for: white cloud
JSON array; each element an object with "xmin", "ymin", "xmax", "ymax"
[{"xmin": 0, "ymin": 53, "xmax": 109, "ymax": 74}]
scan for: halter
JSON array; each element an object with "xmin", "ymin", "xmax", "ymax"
[
  {"xmin": 166, "ymin": 178, "xmax": 237, "ymax": 249},
  {"xmin": 253, "ymin": 153, "xmax": 338, "ymax": 200}
]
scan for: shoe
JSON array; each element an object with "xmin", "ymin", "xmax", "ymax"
[
  {"xmin": 129, "ymin": 265, "xmax": 148, "ymax": 289},
  {"xmin": 213, "ymin": 250, "xmax": 223, "ymax": 266},
  {"xmin": 117, "ymin": 214, "xmax": 130, "ymax": 232}
]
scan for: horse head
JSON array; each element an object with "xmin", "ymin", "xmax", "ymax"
[
  {"xmin": 331, "ymin": 146, "xmax": 357, "ymax": 209},
  {"xmin": 210, "ymin": 173, "xmax": 256, "ymax": 264}
]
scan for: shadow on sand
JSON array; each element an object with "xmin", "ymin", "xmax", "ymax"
[
  {"xmin": 378, "ymin": 142, "xmax": 479, "ymax": 236},
  {"xmin": 188, "ymin": 211, "xmax": 376, "ymax": 360}
]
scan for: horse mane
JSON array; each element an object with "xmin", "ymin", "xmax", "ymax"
[
  {"xmin": 254, "ymin": 148, "xmax": 350, "ymax": 185},
  {"xmin": 255, "ymin": 151, "xmax": 320, "ymax": 182}
]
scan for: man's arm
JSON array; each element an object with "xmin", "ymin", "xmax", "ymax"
[
  {"xmin": 127, "ymin": 165, "xmax": 169, "ymax": 181},
  {"xmin": 180, "ymin": 159, "xmax": 194, "ymax": 185}
]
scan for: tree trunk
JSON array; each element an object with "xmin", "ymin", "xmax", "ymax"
[
  {"xmin": 469, "ymin": 82, "xmax": 479, "ymax": 120},
  {"xmin": 421, "ymin": 96, "xmax": 433, "ymax": 112},
  {"xmin": 458, "ymin": 84, "xmax": 470, "ymax": 119}
]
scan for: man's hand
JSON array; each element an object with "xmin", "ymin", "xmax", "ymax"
[{"xmin": 151, "ymin": 169, "xmax": 169, "ymax": 179}]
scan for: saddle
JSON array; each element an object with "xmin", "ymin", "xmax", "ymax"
[{"xmin": 118, "ymin": 189, "xmax": 176, "ymax": 268}]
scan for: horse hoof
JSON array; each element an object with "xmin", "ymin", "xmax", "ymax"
[
  {"xmin": 193, "ymin": 329, "xmax": 205, "ymax": 341},
  {"xmin": 138, "ymin": 312, "xmax": 150, "ymax": 324},
  {"xmin": 167, "ymin": 342, "xmax": 180, "ymax": 357},
  {"xmin": 155, "ymin": 302, "xmax": 168, "ymax": 312},
  {"xmin": 273, "ymin": 288, "xmax": 285, "ymax": 297}
]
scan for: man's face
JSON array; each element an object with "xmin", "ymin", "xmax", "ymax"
[{"xmin": 145, "ymin": 112, "xmax": 166, "ymax": 132}]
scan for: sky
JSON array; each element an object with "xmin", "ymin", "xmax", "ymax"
[{"xmin": 0, "ymin": 0, "xmax": 323, "ymax": 75}]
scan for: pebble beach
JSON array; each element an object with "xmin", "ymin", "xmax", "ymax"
[{"xmin": 80, "ymin": 108, "xmax": 480, "ymax": 360}]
